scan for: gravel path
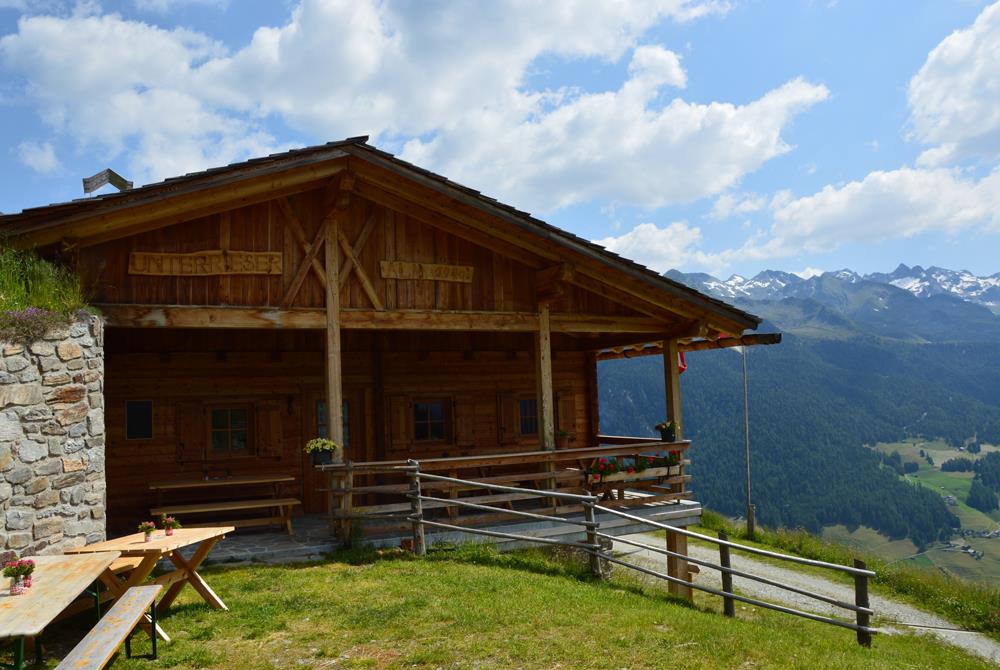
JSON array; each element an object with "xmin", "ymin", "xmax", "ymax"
[{"xmin": 613, "ymin": 534, "xmax": 1000, "ymax": 666}]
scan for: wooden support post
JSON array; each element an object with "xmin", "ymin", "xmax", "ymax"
[
  {"xmin": 718, "ymin": 531, "xmax": 735, "ymax": 617},
  {"xmin": 536, "ymin": 305, "xmax": 556, "ymax": 504},
  {"xmin": 854, "ymin": 559, "xmax": 872, "ymax": 647},
  {"xmin": 583, "ymin": 501, "xmax": 603, "ymax": 579},
  {"xmin": 407, "ymin": 460, "xmax": 426, "ymax": 556},
  {"xmin": 666, "ymin": 527, "xmax": 692, "ymax": 601},
  {"xmin": 664, "ymin": 339, "xmax": 683, "ymax": 440},
  {"xmin": 325, "ymin": 179, "xmax": 349, "ymax": 540},
  {"xmin": 536, "ymin": 305, "xmax": 555, "ymax": 450},
  {"xmin": 325, "ymin": 217, "xmax": 344, "ymax": 450}
]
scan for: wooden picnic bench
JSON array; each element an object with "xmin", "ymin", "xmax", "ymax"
[
  {"xmin": 149, "ymin": 473, "xmax": 299, "ymax": 534},
  {"xmin": 55, "ymin": 585, "xmax": 162, "ymax": 670},
  {"xmin": 151, "ymin": 497, "xmax": 300, "ymax": 535}
]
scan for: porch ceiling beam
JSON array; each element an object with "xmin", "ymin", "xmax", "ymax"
[
  {"xmin": 572, "ymin": 320, "xmax": 704, "ymax": 352},
  {"xmin": 96, "ymin": 304, "xmax": 672, "ymax": 333}
]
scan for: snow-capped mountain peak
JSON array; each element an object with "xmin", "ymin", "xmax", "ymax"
[{"xmin": 667, "ymin": 264, "xmax": 1000, "ymax": 313}]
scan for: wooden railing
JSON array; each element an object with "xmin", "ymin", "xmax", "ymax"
[
  {"xmin": 319, "ymin": 441, "xmax": 692, "ymax": 541},
  {"xmin": 388, "ymin": 463, "xmax": 878, "ymax": 648}
]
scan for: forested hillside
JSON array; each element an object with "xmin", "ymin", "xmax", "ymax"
[
  {"xmin": 599, "ymin": 267, "xmax": 1000, "ymax": 549},
  {"xmin": 600, "ymin": 336, "xmax": 980, "ymax": 545}
]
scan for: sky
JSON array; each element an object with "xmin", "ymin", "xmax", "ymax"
[{"xmin": 1, "ymin": 0, "xmax": 999, "ymax": 280}]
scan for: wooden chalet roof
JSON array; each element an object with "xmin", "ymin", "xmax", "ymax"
[{"xmin": 0, "ymin": 136, "xmax": 761, "ymax": 334}]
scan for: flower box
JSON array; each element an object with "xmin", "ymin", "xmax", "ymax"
[{"xmin": 588, "ymin": 466, "xmax": 674, "ymax": 484}]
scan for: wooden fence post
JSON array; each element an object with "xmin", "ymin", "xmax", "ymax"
[
  {"xmin": 718, "ymin": 531, "xmax": 735, "ymax": 617},
  {"xmin": 583, "ymin": 499, "xmax": 603, "ymax": 579},
  {"xmin": 854, "ymin": 559, "xmax": 872, "ymax": 647},
  {"xmin": 407, "ymin": 460, "xmax": 426, "ymax": 556},
  {"xmin": 341, "ymin": 461, "xmax": 354, "ymax": 547},
  {"xmin": 666, "ymin": 528, "xmax": 692, "ymax": 601}
]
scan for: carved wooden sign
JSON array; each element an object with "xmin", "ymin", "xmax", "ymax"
[
  {"xmin": 379, "ymin": 261, "xmax": 474, "ymax": 283},
  {"xmin": 129, "ymin": 251, "xmax": 282, "ymax": 276}
]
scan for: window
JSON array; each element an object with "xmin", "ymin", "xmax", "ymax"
[
  {"xmin": 210, "ymin": 406, "xmax": 252, "ymax": 456},
  {"xmin": 519, "ymin": 398, "xmax": 538, "ymax": 436},
  {"xmin": 413, "ymin": 399, "xmax": 450, "ymax": 442},
  {"xmin": 126, "ymin": 400, "xmax": 153, "ymax": 440},
  {"xmin": 316, "ymin": 400, "xmax": 350, "ymax": 447}
]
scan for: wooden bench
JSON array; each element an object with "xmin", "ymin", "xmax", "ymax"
[
  {"xmin": 151, "ymin": 497, "xmax": 301, "ymax": 535},
  {"xmin": 55, "ymin": 585, "xmax": 162, "ymax": 670}
]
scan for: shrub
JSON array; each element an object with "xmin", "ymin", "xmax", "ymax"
[{"xmin": 0, "ymin": 248, "xmax": 90, "ymax": 342}]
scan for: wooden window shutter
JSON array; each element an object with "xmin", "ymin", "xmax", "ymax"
[
  {"xmin": 497, "ymin": 393, "xmax": 519, "ymax": 445},
  {"xmin": 386, "ymin": 395, "xmax": 413, "ymax": 448},
  {"xmin": 255, "ymin": 401, "xmax": 284, "ymax": 459},
  {"xmin": 556, "ymin": 391, "xmax": 577, "ymax": 436},
  {"xmin": 454, "ymin": 395, "xmax": 474, "ymax": 445},
  {"xmin": 175, "ymin": 402, "xmax": 205, "ymax": 462}
]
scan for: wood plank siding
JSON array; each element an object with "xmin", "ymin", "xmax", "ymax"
[
  {"xmin": 104, "ymin": 328, "xmax": 591, "ymax": 529},
  {"xmin": 79, "ymin": 194, "xmax": 645, "ymax": 319}
]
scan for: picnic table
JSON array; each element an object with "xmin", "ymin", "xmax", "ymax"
[
  {"xmin": 65, "ymin": 526, "xmax": 234, "ymax": 641},
  {"xmin": 149, "ymin": 473, "xmax": 300, "ymax": 534},
  {"xmin": 0, "ymin": 551, "xmax": 120, "ymax": 670}
]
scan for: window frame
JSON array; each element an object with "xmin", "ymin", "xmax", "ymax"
[
  {"xmin": 125, "ymin": 400, "xmax": 154, "ymax": 441},
  {"xmin": 412, "ymin": 397, "xmax": 453, "ymax": 444},
  {"xmin": 207, "ymin": 403, "xmax": 255, "ymax": 458},
  {"xmin": 518, "ymin": 397, "xmax": 539, "ymax": 437}
]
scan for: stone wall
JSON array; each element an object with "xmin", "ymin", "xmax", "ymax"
[{"xmin": 0, "ymin": 315, "xmax": 105, "ymax": 559}]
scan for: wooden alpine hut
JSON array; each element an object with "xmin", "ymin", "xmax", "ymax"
[{"xmin": 0, "ymin": 137, "xmax": 770, "ymax": 593}]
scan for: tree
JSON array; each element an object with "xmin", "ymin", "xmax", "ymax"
[{"xmin": 967, "ymin": 480, "xmax": 999, "ymax": 513}]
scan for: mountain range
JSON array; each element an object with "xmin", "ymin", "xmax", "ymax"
[
  {"xmin": 664, "ymin": 265, "xmax": 1000, "ymax": 343},
  {"xmin": 670, "ymin": 264, "xmax": 1000, "ymax": 314},
  {"xmin": 598, "ymin": 263, "xmax": 1000, "ymax": 550}
]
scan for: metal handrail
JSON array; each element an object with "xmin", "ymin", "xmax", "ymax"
[
  {"xmin": 596, "ymin": 552, "xmax": 877, "ymax": 635},
  {"xmin": 594, "ymin": 504, "xmax": 876, "ymax": 577},
  {"xmin": 605, "ymin": 533, "xmax": 873, "ymax": 616}
]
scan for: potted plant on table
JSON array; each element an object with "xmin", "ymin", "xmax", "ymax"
[
  {"xmin": 305, "ymin": 438, "xmax": 342, "ymax": 466},
  {"xmin": 161, "ymin": 515, "xmax": 182, "ymax": 537},
  {"xmin": 554, "ymin": 430, "xmax": 572, "ymax": 449},
  {"xmin": 654, "ymin": 420, "xmax": 678, "ymax": 442},
  {"xmin": 138, "ymin": 520, "xmax": 157, "ymax": 542},
  {"xmin": 3, "ymin": 559, "xmax": 34, "ymax": 595}
]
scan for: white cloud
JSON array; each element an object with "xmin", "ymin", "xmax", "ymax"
[
  {"xmin": 0, "ymin": 0, "xmax": 825, "ymax": 212},
  {"xmin": 134, "ymin": 0, "xmax": 228, "ymax": 12},
  {"xmin": 0, "ymin": 11, "xmax": 280, "ymax": 182},
  {"xmin": 908, "ymin": 1, "xmax": 1000, "ymax": 165},
  {"xmin": 603, "ymin": 166, "xmax": 1000, "ymax": 273},
  {"xmin": 16, "ymin": 139, "xmax": 59, "ymax": 173},
  {"xmin": 595, "ymin": 221, "xmax": 707, "ymax": 273},
  {"xmin": 709, "ymin": 191, "xmax": 766, "ymax": 220},
  {"xmin": 401, "ymin": 75, "xmax": 827, "ymax": 212}
]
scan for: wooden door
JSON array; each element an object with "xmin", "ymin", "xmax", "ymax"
[{"xmin": 301, "ymin": 388, "xmax": 369, "ymax": 513}]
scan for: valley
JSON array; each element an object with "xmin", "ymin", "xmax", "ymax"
[{"xmin": 600, "ymin": 264, "xmax": 1000, "ymax": 585}]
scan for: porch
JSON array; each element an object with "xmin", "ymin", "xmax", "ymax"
[{"xmin": 321, "ymin": 438, "xmax": 696, "ymax": 545}]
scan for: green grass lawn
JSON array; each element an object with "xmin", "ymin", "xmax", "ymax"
[{"xmin": 10, "ymin": 545, "xmax": 992, "ymax": 670}]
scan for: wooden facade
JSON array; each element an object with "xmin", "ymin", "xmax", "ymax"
[{"xmin": 1, "ymin": 138, "xmax": 762, "ymax": 578}]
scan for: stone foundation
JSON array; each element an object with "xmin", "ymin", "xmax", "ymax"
[{"xmin": 0, "ymin": 314, "xmax": 106, "ymax": 559}]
